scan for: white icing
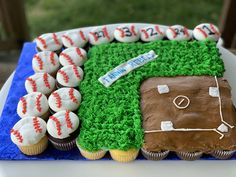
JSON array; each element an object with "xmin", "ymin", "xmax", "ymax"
[
  {"xmin": 11, "ymin": 117, "xmax": 47, "ymax": 146},
  {"xmin": 193, "ymin": 23, "xmax": 220, "ymax": 42},
  {"xmin": 17, "ymin": 92, "xmax": 49, "ymax": 118},
  {"xmin": 157, "ymin": 85, "xmax": 169, "ymax": 94},
  {"xmin": 99, "ymin": 50, "xmax": 158, "ymax": 87},
  {"xmin": 161, "ymin": 121, "xmax": 174, "ymax": 131},
  {"xmin": 114, "ymin": 24, "xmax": 140, "ymax": 43},
  {"xmin": 32, "ymin": 51, "xmax": 60, "ymax": 74},
  {"xmin": 61, "ymin": 30, "xmax": 88, "ymax": 48},
  {"xmin": 25, "ymin": 73, "xmax": 55, "ymax": 95},
  {"xmin": 217, "ymin": 123, "xmax": 228, "ymax": 133},
  {"xmin": 48, "ymin": 88, "xmax": 81, "ymax": 112},
  {"xmin": 88, "ymin": 26, "xmax": 114, "ymax": 45},
  {"xmin": 36, "ymin": 33, "xmax": 62, "ymax": 51},
  {"xmin": 166, "ymin": 25, "xmax": 192, "ymax": 41},
  {"xmin": 140, "ymin": 25, "xmax": 165, "ymax": 42},
  {"xmin": 47, "ymin": 110, "xmax": 79, "ymax": 139},
  {"xmin": 209, "ymin": 87, "xmax": 219, "ymax": 97},
  {"xmin": 56, "ymin": 65, "xmax": 84, "ymax": 87},
  {"xmin": 59, "ymin": 47, "xmax": 87, "ymax": 67},
  {"xmin": 173, "ymin": 95, "xmax": 190, "ymax": 109}
]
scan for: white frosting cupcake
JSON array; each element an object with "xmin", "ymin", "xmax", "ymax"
[
  {"xmin": 62, "ymin": 30, "xmax": 88, "ymax": 48},
  {"xmin": 32, "ymin": 51, "xmax": 60, "ymax": 75},
  {"xmin": 88, "ymin": 26, "xmax": 114, "ymax": 45},
  {"xmin": 59, "ymin": 47, "xmax": 87, "ymax": 67},
  {"xmin": 47, "ymin": 110, "xmax": 79, "ymax": 139},
  {"xmin": 193, "ymin": 23, "xmax": 220, "ymax": 42},
  {"xmin": 25, "ymin": 73, "xmax": 55, "ymax": 95},
  {"xmin": 166, "ymin": 25, "xmax": 192, "ymax": 41},
  {"xmin": 56, "ymin": 65, "xmax": 83, "ymax": 87},
  {"xmin": 10, "ymin": 117, "xmax": 47, "ymax": 146},
  {"xmin": 17, "ymin": 92, "xmax": 49, "ymax": 119},
  {"xmin": 114, "ymin": 24, "xmax": 140, "ymax": 43},
  {"xmin": 36, "ymin": 33, "xmax": 62, "ymax": 51},
  {"xmin": 48, "ymin": 88, "xmax": 81, "ymax": 112},
  {"xmin": 140, "ymin": 25, "xmax": 165, "ymax": 42}
]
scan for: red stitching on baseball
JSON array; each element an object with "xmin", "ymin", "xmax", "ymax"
[
  {"xmin": 155, "ymin": 25, "xmax": 164, "ymax": 35},
  {"xmin": 43, "ymin": 73, "xmax": 51, "ymax": 89},
  {"xmin": 76, "ymin": 48, "xmax": 84, "ymax": 59},
  {"xmin": 60, "ymin": 53, "xmax": 75, "ymax": 65},
  {"xmin": 49, "ymin": 116, "xmax": 62, "ymax": 136},
  {"xmin": 52, "ymin": 33, "xmax": 60, "ymax": 45},
  {"xmin": 36, "ymin": 93, "xmax": 42, "ymax": 112},
  {"xmin": 52, "ymin": 92, "xmax": 62, "ymax": 108},
  {"xmin": 116, "ymin": 28, "xmax": 125, "ymax": 38},
  {"xmin": 141, "ymin": 29, "xmax": 149, "ymax": 39},
  {"xmin": 79, "ymin": 31, "xmax": 87, "ymax": 41},
  {"xmin": 168, "ymin": 27, "xmax": 177, "ymax": 38},
  {"xmin": 58, "ymin": 69, "xmax": 69, "ymax": 83},
  {"xmin": 27, "ymin": 78, "xmax": 37, "ymax": 92},
  {"xmin": 183, "ymin": 27, "xmax": 189, "ymax": 37},
  {"xmin": 37, "ymin": 37, "xmax": 47, "ymax": 49},
  {"xmin": 11, "ymin": 129, "xmax": 23, "ymax": 143},
  {"xmin": 72, "ymin": 65, "xmax": 80, "ymax": 79},
  {"xmin": 33, "ymin": 117, "xmax": 42, "ymax": 133},
  {"xmin": 34, "ymin": 55, "xmax": 43, "ymax": 70},
  {"xmin": 103, "ymin": 27, "xmax": 110, "ymax": 40},
  {"xmin": 196, "ymin": 27, "xmax": 208, "ymax": 38},
  {"xmin": 69, "ymin": 88, "xmax": 78, "ymax": 103},
  {"xmin": 62, "ymin": 35, "xmax": 74, "ymax": 46},
  {"xmin": 65, "ymin": 110, "xmax": 73, "ymax": 129},
  {"xmin": 50, "ymin": 52, "xmax": 56, "ymax": 66},
  {"xmin": 20, "ymin": 97, "xmax": 27, "ymax": 114},
  {"xmin": 131, "ymin": 25, "xmax": 137, "ymax": 36},
  {"xmin": 210, "ymin": 24, "xmax": 220, "ymax": 35},
  {"xmin": 89, "ymin": 32, "xmax": 98, "ymax": 42}
]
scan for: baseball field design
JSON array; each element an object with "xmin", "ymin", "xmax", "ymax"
[{"xmin": 77, "ymin": 40, "xmax": 224, "ymax": 152}]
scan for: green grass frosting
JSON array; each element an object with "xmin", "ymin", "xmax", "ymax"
[{"xmin": 77, "ymin": 40, "xmax": 224, "ymax": 152}]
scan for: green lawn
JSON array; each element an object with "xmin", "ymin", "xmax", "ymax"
[{"xmin": 25, "ymin": 0, "xmax": 223, "ymax": 38}]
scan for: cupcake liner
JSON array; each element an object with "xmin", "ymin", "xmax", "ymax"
[
  {"xmin": 141, "ymin": 148, "xmax": 169, "ymax": 160},
  {"xmin": 19, "ymin": 136, "xmax": 48, "ymax": 155},
  {"xmin": 176, "ymin": 151, "xmax": 203, "ymax": 160},
  {"xmin": 40, "ymin": 110, "xmax": 50, "ymax": 121},
  {"xmin": 210, "ymin": 150, "xmax": 235, "ymax": 160},
  {"xmin": 76, "ymin": 141, "xmax": 106, "ymax": 160},
  {"xmin": 109, "ymin": 149, "xmax": 139, "ymax": 162},
  {"xmin": 49, "ymin": 138, "xmax": 76, "ymax": 151}
]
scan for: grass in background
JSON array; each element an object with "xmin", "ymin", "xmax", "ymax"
[{"xmin": 25, "ymin": 0, "xmax": 222, "ymax": 38}]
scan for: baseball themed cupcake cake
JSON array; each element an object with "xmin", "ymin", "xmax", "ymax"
[
  {"xmin": 61, "ymin": 30, "xmax": 88, "ymax": 48},
  {"xmin": 47, "ymin": 110, "xmax": 80, "ymax": 151},
  {"xmin": 10, "ymin": 117, "xmax": 48, "ymax": 155},
  {"xmin": 17, "ymin": 92, "xmax": 49, "ymax": 120}
]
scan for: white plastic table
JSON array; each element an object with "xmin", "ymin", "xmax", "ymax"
[{"xmin": 0, "ymin": 24, "xmax": 236, "ymax": 177}]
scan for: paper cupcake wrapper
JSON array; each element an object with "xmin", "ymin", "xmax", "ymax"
[
  {"xmin": 176, "ymin": 151, "xmax": 203, "ymax": 160},
  {"xmin": 49, "ymin": 139, "xmax": 76, "ymax": 151},
  {"xmin": 76, "ymin": 141, "xmax": 106, "ymax": 160},
  {"xmin": 19, "ymin": 136, "xmax": 48, "ymax": 155},
  {"xmin": 210, "ymin": 150, "xmax": 235, "ymax": 159},
  {"xmin": 141, "ymin": 148, "xmax": 169, "ymax": 160},
  {"xmin": 109, "ymin": 149, "xmax": 139, "ymax": 162}
]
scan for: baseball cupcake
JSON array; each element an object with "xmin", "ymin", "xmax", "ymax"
[
  {"xmin": 25, "ymin": 73, "xmax": 56, "ymax": 96},
  {"xmin": 62, "ymin": 30, "xmax": 88, "ymax": 48},
  {"xmin": 193, "ymin": 23, "xmax": 220, "ymax": 42},
  {"xmin": 17, "ymin": 92, "xmax": 49, "ymax": 120},
  {"xmin": 114, "ymin": 24, "xmax": 140, "ymax": 43},
  {"xmin": 48, "ymin": 88, "xmax": 81, "ymax": 113},
  {"xmin": 56, "ymin": 65, "xmax": 84, "ymax": 88},
  {"xmin": 88, "ymin": 26, "xmax": 114, "ymax": 45},
  {"xmin": 59, "ymin": 47, "xmax": 87, "ymax": 67},
  {"xmin": 47, "ymin": 110, "xmax": 80, "ymax": 151},
  {"xmin": 166, "ymin": 25, "xmax": 192, "ymax": 41},
  {"xmin": 10, "ymin": 117, "xmax": 48, "ymax": 155},
  {"xmin": 32, "ymin": 51, "xmax": 60, "ymax": 76},
  {"xmin": 140, "ymin": 25, "xmax": 165, "ymax": 42},
  {"xmin": 36, "ymin": 33, "xmax": 62, "ymax": 54}
]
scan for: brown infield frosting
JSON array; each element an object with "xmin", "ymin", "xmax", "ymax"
[{"xmin": 140, "ymin": 76, "xmax": 236, "ymax": 153}]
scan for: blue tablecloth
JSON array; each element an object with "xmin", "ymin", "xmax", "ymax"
[{"xmin": 0, "ymin": 42, "xmax": 234, "ymax": 160}]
